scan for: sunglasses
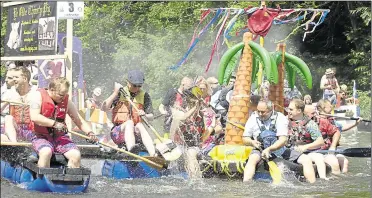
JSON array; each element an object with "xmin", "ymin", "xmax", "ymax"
[{"xmin": 132, "ymin": 84, "xmax": 142, "ymax": 88}]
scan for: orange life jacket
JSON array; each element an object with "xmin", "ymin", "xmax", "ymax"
[
  {"xmin": 112, "ymin": 86, "xmax": 145, "ymax": 125},
  {"xmin": 9, "ymin": 104, "xmax": 33, "ymax": 130}
]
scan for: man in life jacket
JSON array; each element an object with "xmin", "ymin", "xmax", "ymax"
[
  {"xmin": 1, "ymin": 67, "xmax": 37, "ymax": 143},
  {"xmin": 315, "ymin": 99, "xmax": 349, "ymax": 174},
  {"xmin": 242, "ymin": 100, "xmax": 288, "ymax": 182},
  {"xmin": 158, "ymin": 77, "xmax": 194, "ymax": 136},
  {"xmin": 29, "ymin": 77, "xmax": 98, "ymax": 168},
  {"xmin": 102, "ymin": 70, "xmax": 156, "ymax": 156},
  {"xmin": 285, "ymin": 99, "xmax": 326, "ymax": 183},
  {"xmin": 320, "ymin": 68, "xmax": 340, "ymax": 105}
]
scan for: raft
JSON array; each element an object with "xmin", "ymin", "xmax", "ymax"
[
  {"xmin": 198, "ymin": 145, "xmax": 332, "ymax": 182},
  {"xmin": 0, "ymin": 146, "xmax": 91, "ymax": 193}
]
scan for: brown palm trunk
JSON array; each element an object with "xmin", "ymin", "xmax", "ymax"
[
  {"xmin": 225, "ymin": 32, "xmax": 253, "ymax": 145},
  {"xmin": 269, "ymin": 43, "xmax": 286, "ymax": 113}
]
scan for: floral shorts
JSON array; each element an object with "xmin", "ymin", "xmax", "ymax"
[
  {"xmin": 32, "ymin": 133, "xmax": 78, "ymax": 154},
  {"xmin": 17, "ymin": 124, "xmax": 36, "ymax": 141},
  {"xmin": 110, "ymin": 125, "xmax": 125, "ymax": 145},
  {"xmin": 1, "ymin": 123, "xmax": 36, "ymax": 142}
]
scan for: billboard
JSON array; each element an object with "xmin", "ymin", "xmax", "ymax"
[{"xmin": 4, "ymin": 2, "xmax": 58, "ymax": 56}]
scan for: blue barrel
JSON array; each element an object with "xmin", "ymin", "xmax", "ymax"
[
  {"xmin": 12, "ymin": 166, "xmax": 23, "ymax": 183},
  {"xmin": 102, "ymin": 152, "xmax": 161, "ymax": 179},
  {"xmin": 253, "ymin": 172, "xmax": 272, "ymax": 182},
  {"xmin": 2, "ymin": 161, "xmax": 15, "ymax": 179},
  {"xmin": 0, "ymin": 161, "xmax": 7, "ymax": 177}
]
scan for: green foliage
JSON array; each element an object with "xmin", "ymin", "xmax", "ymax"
[
  {"xmin": 0, "ymin": 1, "xmax": 370, "ymax": 110},
  {"xmin": 357, "ymin": 91, "xmax": 371, "ymax": 120}
]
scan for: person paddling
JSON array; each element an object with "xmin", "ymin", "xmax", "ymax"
[
  {"xmin": 158, "ymin": 77, "xmax": 194, "ymax": 138},
  {"xmin": 102, "ymin": 70, "xmax": 156, "ymax": 156},
  {"xmin": 285, "ymin": 99, "xmax": 326, "ymax": 183},
  {"xmin": 315, "ymin": 99, "xmax": 349, "ymax": 173},
  {"xmin": 29, "ymin": 77, "xmax": 98, "ymax": 168},
  {"xmin": 242, "ymin": 100, "xmax": 288, "ymax": 182},
  {"xmin": 170, "ymin": 86, "xmax": 204, "ymax": 178}
]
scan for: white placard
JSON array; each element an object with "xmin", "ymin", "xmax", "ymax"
[{"xmin": 57, "ymin": 2, "xmax": 84, "ymax": 19}]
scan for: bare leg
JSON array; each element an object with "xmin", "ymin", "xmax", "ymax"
[
  {"xmin": 1, "ymin": 134, "xmax": 10, "ymax": 142},
  {"xmin": 123, "ymin": 120, "xmax": 135, "ymax": 150},
  {"xmin": 324, "ymin": 154, "xmax": 341, "ymax": 175},
  {"xmin": 336, "ymin": 154, "xmax": 348, "ymax": 173},
  {"xmin": 308, "ymin": 153, "xmax": 328, "ymax": 180},
  {"xmin": 243, "ymin": 153, "xmax": 261, "ymax": 182},
  {"xmin": 64, "ymin": 149, "xmax": 81, "ymax": 168},
  {"xmin": 185, "ymin": 147, "xmax": 201, "ymax": 179},
  {"xmin": 38, "ymin": 147, "xmax": 53, "ymax": 168},
  {"xmin": 4, "ymin": 115, "xmax": 17, "ymax": 142},
  {"xmin": 135, "ymin": 123, "xmax": 156, "ymax": 156},
  {"xmin": 297, "ymin": 154, "xmax": 316, "ymax": 183}
]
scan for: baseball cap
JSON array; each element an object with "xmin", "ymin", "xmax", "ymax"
[{"xmin": 127, "ymin": 70, "xmax": 144, "ymax": 85}]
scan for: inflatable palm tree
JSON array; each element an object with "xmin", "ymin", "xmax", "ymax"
[{"xmin": 218, "ymin": 33, "xmax": 313, "ymax": 145}]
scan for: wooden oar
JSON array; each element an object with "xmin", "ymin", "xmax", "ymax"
[
  {"xmin": 226, "ymin": 120, "xmax": 282, "ymax": 184},
  {"xmin": 321, "ymin": 113, "xmax": 371, "ymax": 123},
  {"xmin": 68, "ymin": 131, "xmax": 167, "ymax": 170},
  {"xmin": 123, "ymin": 93, "xmax": 182, "ymax": 161},
  {"xmin": 0, "ymin": 141, "xmax": 99, "ymax": 148},
  {"xmin": 307, "ymin": 147, "xmax": 371, "ymax": 158},
  {"xmin": 1, "ymin": 100, "xmax": 28, "ymax": 106}
]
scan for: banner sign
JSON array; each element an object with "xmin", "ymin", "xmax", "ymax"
[
  {"xmin": 57, "ymin": 2, "xmax": 85, "ymax": 19},
  {"xmin": 37, "ymin": 59, "xmax": 66, "ymax": 88},
  {"xmin": 4, "ymin": 2, "xmax": 58, "ymax": 56}
]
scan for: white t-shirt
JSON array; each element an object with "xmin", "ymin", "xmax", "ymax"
[{"xmin": 243, "ymin": 111, "xmax": 289, "ymax": 140}]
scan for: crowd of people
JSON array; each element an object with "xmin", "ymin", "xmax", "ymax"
[{"xmin": 0, "ymin": 64, "xmax": 362, "ymax": 183}]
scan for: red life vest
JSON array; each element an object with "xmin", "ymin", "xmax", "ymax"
[
  {"xmin": 314, "ymin": 116, "xmax": 339, "ymax": 150},
  {"xmin": 33, "ymin": 89, "xmax": 69, "ymax": 135},
  {"xmin": 325, "ymin": 78, "xmax": 337, "ymax": 90},
  {"xmin": 287, "ymin": 116, "xmax": 312, "ymax": 147},
  {"xmin": 9, "ymin": 105, "xmax": 33, "ymax": 130}
]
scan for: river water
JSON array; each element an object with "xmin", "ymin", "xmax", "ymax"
[{"xmin": 1, "ymin": 129, "xmax": 371, "ymax": 198}]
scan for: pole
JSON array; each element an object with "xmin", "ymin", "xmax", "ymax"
[{"xmin": 65, "ymin": 19, "xmax": 74, "ymax": 136}]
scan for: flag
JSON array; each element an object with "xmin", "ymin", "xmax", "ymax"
[{"xmin": 353, "ymin": 80, "xmax": 357, "ymax": 99}]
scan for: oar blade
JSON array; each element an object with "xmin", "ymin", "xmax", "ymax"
[
  {"xmin": 267, "ymin": 161, "xmax": 282, "ymax": 184},
  {"xmin": 343, "ymin": 147, "xmax": 371, "ymax": 157},
  {"xmin": 143, "ymin": 156, "xmax": 168, "ymax": 170},
  {"xmin": 155, "ymin": 140, "xmax": 183, "ymax": 161}
]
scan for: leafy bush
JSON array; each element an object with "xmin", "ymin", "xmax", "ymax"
[{"xmin": 358, "ymin": 91, "xmax": 371, "ymax": 120}]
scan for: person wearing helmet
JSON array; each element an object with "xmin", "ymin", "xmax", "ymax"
[{"xmin": 102, "ymin": 70, "xmax": 156, "ymax": 156}]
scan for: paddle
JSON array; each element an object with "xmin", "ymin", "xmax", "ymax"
[
  {"xmin": 121, "ymin": 91, "xmax": 182, "ymax": 161},
  {"xmin": 321, "ymin": 113, "xmax": 371, "ymax": 123},
  {"xmin": 0, "ymin": 141, "xmax": 99, "ymax": 148},
  {"xmin": 1, "ymin": 100, "xmax": 27, "ymax": 106},
  {"xmin": 226, "ymin": 120, "xmax": 282, "ymax": 184},
  {"xmin": 68, "ymin": 130, "xmax": 167, "ymax": 170},
  {"xmin": 307, "ymin": 147, "xmax": 371, "ymax": 158}
]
